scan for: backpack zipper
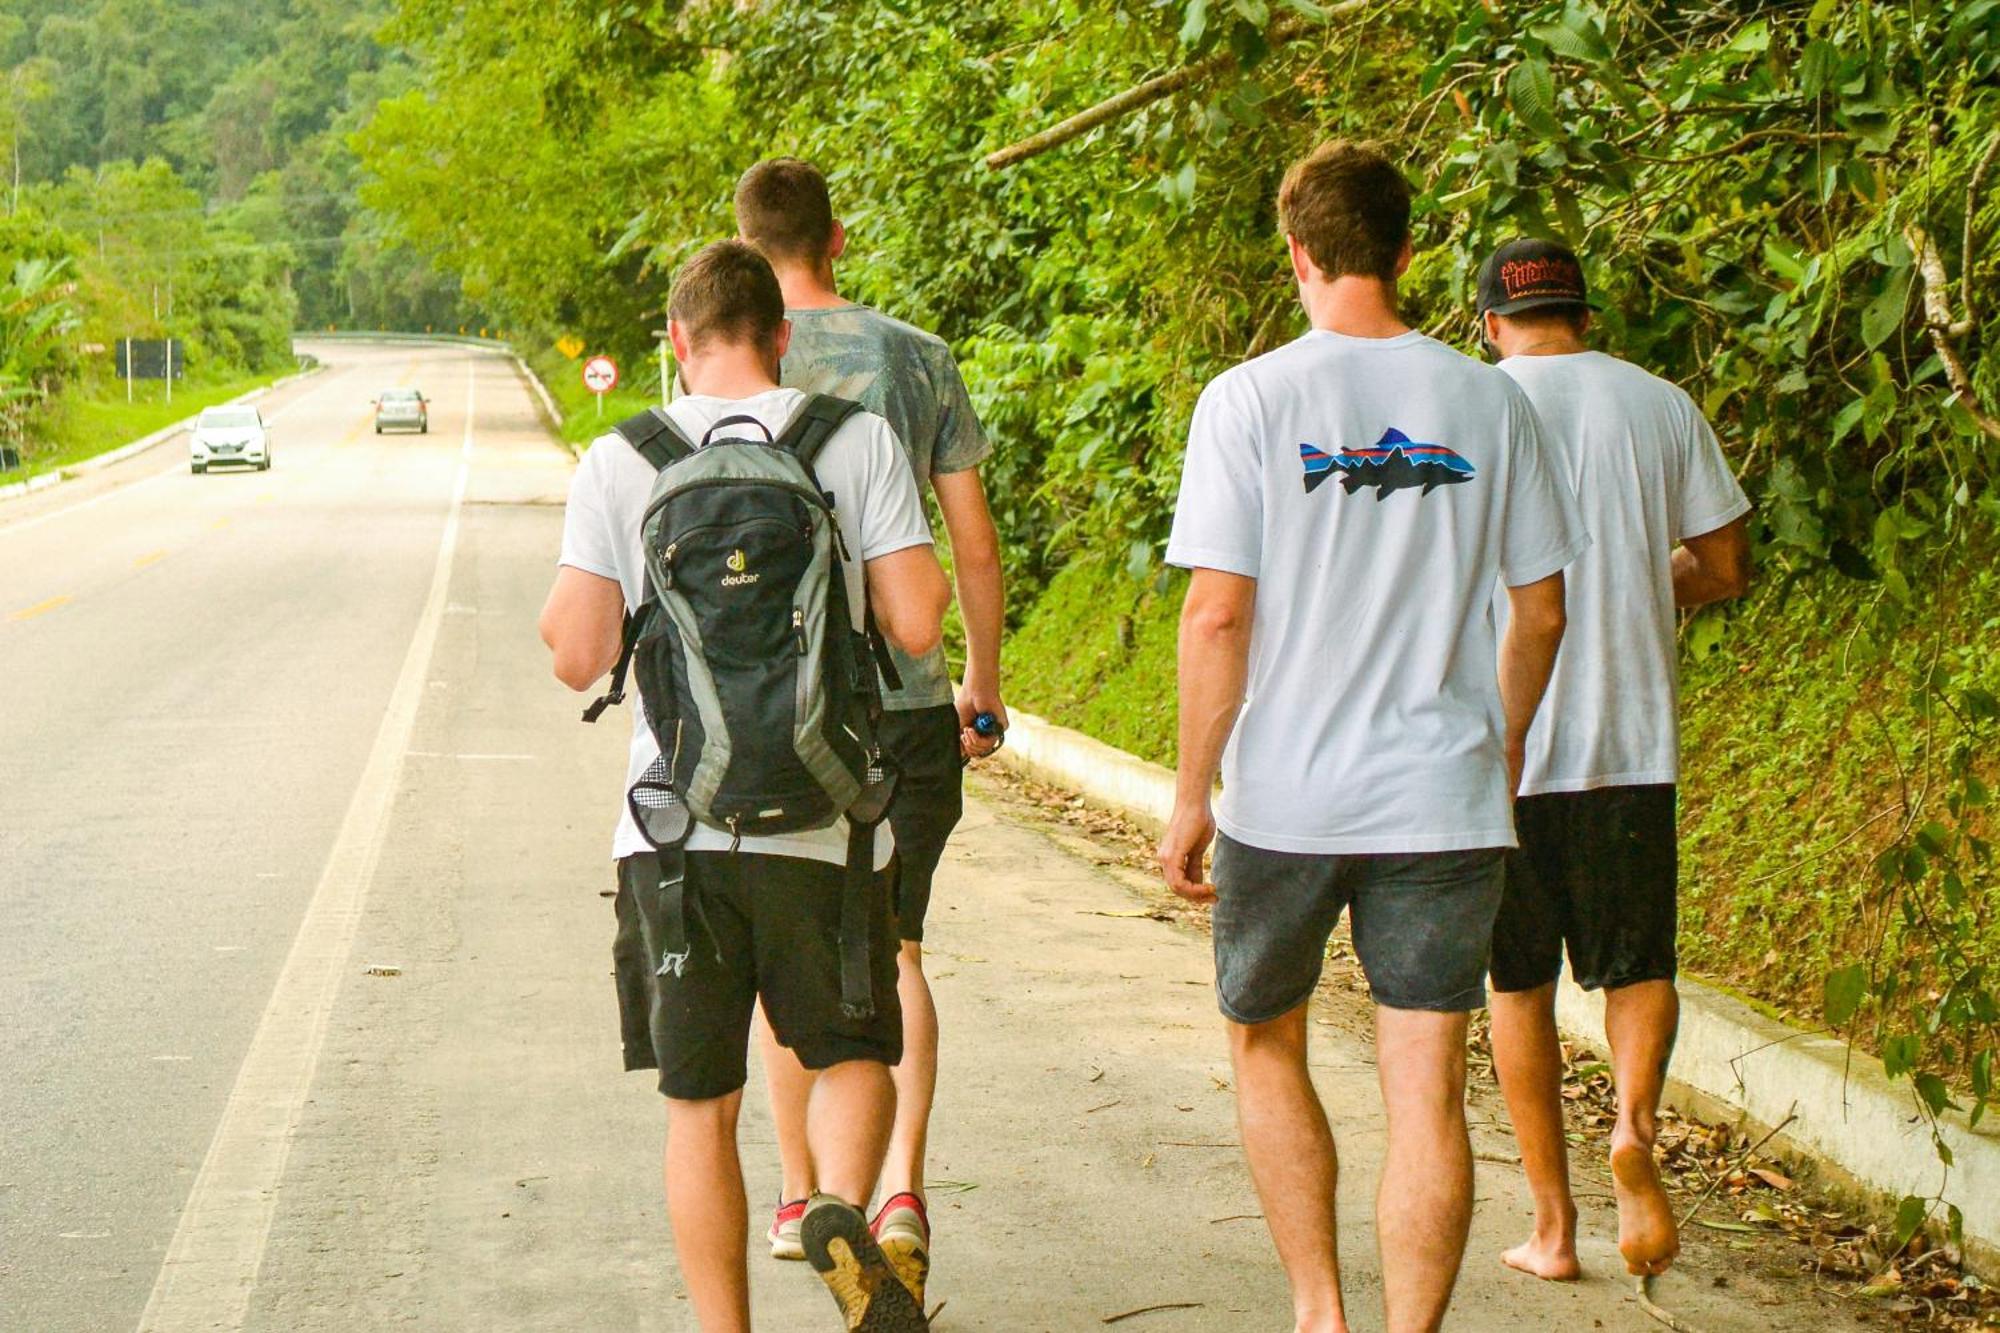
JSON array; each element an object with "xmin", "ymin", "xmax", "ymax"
[{"xmin": 792, "ymin": 608, "xmax": 807, "ymax": 656}]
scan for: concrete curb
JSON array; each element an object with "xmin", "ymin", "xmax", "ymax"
[
  {"xmin": 512, "ymin": 356, "xmax": 569, "ymax": 454},
  {"xmin": 0, "ymin": 361, "xmax": 324, "ymax": 505},
  {"xmin": 991, "ymin": 706, "xmax": 2000, "ymax": 1268}
]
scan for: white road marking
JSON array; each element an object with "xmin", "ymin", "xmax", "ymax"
[
  {"xmin": 136, "ymin": 357, "xmax": 480, "ymax": 1333},
  {"xmin": 404, "ymin": 750, "xmax": 535, "ymax": 761}
]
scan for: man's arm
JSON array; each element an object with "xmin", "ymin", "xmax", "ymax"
[
  {"xmin": 1157, "ymin": 569, "xmax": 1256, "ymax": 902},
  {"xmin": 539, "ymin": 566, "xmax": 626, "ymax": 691},
  {"xmin": 1499, "ymin": 571, "xmax": 1567, "ymax": 796},
  {"xmin": 932, "ymin": 468, "xmax": 1007, "ymax": 754},
  {"xmin": 1672, "ymin": 514, "xmax": 1751, "ymax": 607},
  {"xmin": 865, "ymin": 545, "xmax": 951, "ymax": 659}
]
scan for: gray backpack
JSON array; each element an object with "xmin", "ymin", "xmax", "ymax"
[{"xmin": 583, "ymin": 394, "xmax": 898, "ymax": 1017}]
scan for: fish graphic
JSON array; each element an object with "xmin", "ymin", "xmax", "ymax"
[{"xmin": 1300, "ymin": 428, "xmax": 1475, "ymax": 499}]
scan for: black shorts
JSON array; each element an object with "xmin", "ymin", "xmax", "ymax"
[
  {"xmin": 613, "ymin": 850, "xmax": 902, "ymax": 1101},
  {"xmin": 878, "ymin": 704, "xmax": 963, "ymax": 944},
  {"xmin": 1211, "ymin": 835, "xmax": 1506, "ymax": 1018},
  {"xmin": 1490, "ymin": 784, "xmax": 1678, "ymax": 994}
]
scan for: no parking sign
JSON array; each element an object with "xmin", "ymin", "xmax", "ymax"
[{"xmin": 582, "ymin": 355, "xmax": 618, "ymax": 417}]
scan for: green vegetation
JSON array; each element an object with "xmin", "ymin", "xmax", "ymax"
[
  {"xmin": 0, "ymin": 0, "xmax": 464, "ymax": 475},
  {"xmin": 523, "ymin": 345, "xmax": 666, "ymax": 451},
  {"xmin": 352, "ymin": 1, "xmax": 1998, "ymax": 1183}
]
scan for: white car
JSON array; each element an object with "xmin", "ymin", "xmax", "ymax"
[{"xmin": 189, "ymin": 406, "xmax": 271, "ymax": 473}]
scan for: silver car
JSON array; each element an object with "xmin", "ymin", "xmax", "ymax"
[
  {"xmin": 189, "ymin": 406, "xmax": 271, "ymax": 473},
  {"xmin": 374, "ymin": 388, "xmax": 429, "ymax": 434}
]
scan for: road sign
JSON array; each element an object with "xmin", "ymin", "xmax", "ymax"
[
  {"xmin": 116, "ymin": 338, "xmax": 186, "ymax": 381},
  {"xmin": 556, "ymin": 334, "xmax": 585, "ymax": 360},
  {"xmin": 582, "ymin": 355, "xmax": 619, "ymax": 394}
]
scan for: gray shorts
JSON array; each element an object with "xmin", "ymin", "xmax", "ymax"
[{"xmin": 1210, "ymin": 834, "xmax": 1506, "ymax": 1021}]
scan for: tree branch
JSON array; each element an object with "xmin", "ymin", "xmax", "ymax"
[
  {"xmin": 982, "ymin": 4, "xmax": 1365, "ymax": 172},
  {"xmin": 1961, "ymin": 129, "xmax": 1999, "ymax": 333},
  {"xmin": 1905, "ymin": 222, "xmax": 2000, "ymax": 444}
]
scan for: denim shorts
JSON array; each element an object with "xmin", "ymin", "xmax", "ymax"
[{"xmin": 1210, "ymin": 834, "xmax": 1506, "ymax": 1021}]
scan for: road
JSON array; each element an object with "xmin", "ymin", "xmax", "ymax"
[{"xmin": 0, "ymin": 339, "xmax": 1868, "ymax": 1331}]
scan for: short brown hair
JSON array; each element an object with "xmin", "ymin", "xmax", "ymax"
[
  {"xmin": 734, "ymin": 158, "xmax": 835, "ymax": 263},
  {"xmin": 667, "ymin": 239, "xmax": 785, "ymax": 353},
  {"xmin": 1277, "ymin": 140, "xmax": 1412, "ymax": 282}
]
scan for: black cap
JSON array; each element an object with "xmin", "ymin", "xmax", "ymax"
[{"xmin": 1476, "ymin": 238, "xmax": 1588, "ymax": 316}]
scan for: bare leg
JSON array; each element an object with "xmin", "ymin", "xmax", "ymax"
[
  {"xmin": 879, "ymin": 940, "xmax": 938, "ymax": 1200},
  {"xmin": 753, "ymin": 1004, "xmax": 818, "ymax": 1202},
  {"xmin": 664, "ymin": 1091, "xmax": 751, "ymax": 1332},
  {"xmin": 1605, "ymin": 979, "xmax": 1679, "ymax": 1275},
  {"xmin": 806, "ymin": 1058, "xmax": 898, "ymax": 1209},
  {"xmin": 1227, "ymin": 1004, "xmax": 1348, "ymax": 1333},
  {"xmin": 1375, "ymin": 1007, "xmax": 1475, "ymax": 1333},
  {"xmin": 1488, "ymin": 983, "xmax": 1580, "ymax": 1280}
]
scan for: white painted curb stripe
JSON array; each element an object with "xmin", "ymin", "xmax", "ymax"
[
  {"xmin": 135, "ymin": 357, "xmax": 480, "ymax": 1331},
  {"xmin": 990, "ymin": 707, "xmax": 2000, "ymax": 1264}
]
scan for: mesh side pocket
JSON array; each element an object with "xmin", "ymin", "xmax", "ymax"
[{"xmin": 628, "ymin": 754, "xmax": 692, "ymax": 850}]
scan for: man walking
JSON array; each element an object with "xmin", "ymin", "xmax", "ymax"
[
  {"xmin": 734, "ymin": 156, "xmax": 1006, "ymax": 1309},
  {"xmin": 540, "ymin": 239, "xmax": 948, "ymax": 1331},
  {"xmin": 1157, "ymin": 140, "xmax": 1586, "ymax": 1333},
  {"xmin": 1476, "ymin": 239, "xmax": 1751, "ymax": 1282}
]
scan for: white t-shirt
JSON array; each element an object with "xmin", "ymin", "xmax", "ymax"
[
  {"xmin": 558, "ymin": 387, "xmax": 934, "ymax": 866},
  {"xmin": 1166, "ymin": 329, "xmax": 1589, "ymax": 855},
  {"xmin": 1496, "ymin": 350, "xmax": 1750, "ymax": 796}
]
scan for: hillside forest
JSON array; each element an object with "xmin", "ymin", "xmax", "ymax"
[{"xmin": 5, "ymin": 0, "xmax": 1998, "ymax": 1218}]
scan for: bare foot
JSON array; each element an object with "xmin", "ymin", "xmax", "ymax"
[
  {"xmin": 1610, "ymin": 1136, "xmax": 1679, "ymax": 1276},
  {"xmin": 1501, "ymin": 1229, "xmax": 1581, "ymax": 1281}
]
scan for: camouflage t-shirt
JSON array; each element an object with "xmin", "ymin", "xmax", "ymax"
[{"xmin": 781, "ymin": 303, "xmax": 992, "ymax": 710}]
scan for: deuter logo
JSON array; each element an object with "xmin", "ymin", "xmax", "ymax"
[{"xmin": 720, "ymin": 548, "xmax": 759, "ymax": 587}]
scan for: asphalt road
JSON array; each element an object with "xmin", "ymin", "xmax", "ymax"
[
  {"xmin": 0, "ymin": 341, "xmax": 528, "ymax": 1331},
  {"xmin": 0, "ymin": 339, "xmax": 1869, "ymax": 1332}
]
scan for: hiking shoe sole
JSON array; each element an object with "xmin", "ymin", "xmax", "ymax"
[
  {"xmin": 870, "ymin": 1193, "xmax": 930, "ymax": 1309},
  {"xmin": 802, "ymin": 1199, "xmax": 928, "ymax": 1331}
]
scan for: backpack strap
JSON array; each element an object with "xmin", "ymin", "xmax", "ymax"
[
  {"xmin": 612, "ymin": 408, "xmax": 696, "ymax": 472},
  {"xmin": 583, "ymin": 601, "xmax": 648, "ymax": 723},
  {"xmin": 582, "ymin": 413, "xmax": 686, "ymax": 726},
  {"xmin": 839, "ymin": 820, "xmax": 879, "ymax": 1020},
  {"xmin": 774, "ymin": 393, "xmax": 864, "ymax": 467},
  {"xmin": 773, "ymin": 394, "xmax": 905, "ymax": 693}
]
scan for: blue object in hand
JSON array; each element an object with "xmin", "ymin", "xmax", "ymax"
[{"xmin": 973, "ymin": 712, "xmax": 1003, "ymax": 738}]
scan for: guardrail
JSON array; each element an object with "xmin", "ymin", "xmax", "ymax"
[{"xmin": 292, "ymin": 330, "xmax": 515, "ymax": 350}]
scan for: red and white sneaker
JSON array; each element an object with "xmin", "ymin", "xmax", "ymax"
[
  {"xmin": 768, "ymin": 1197, "xmax": 807, "ymax": 1260},
  {"xmin": 870, "ymin": 1192, "xmax": 930, "ymax": 1309}
]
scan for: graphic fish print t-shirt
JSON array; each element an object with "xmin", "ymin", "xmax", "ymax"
[
  {"xmin": 781, "ymin": 303, "xmax": 992, "ymax": 711},
  {"xmin": 1496, "ymin": 350, "xmax": 1750, "ymax": 796},
  {"xmin": 1166, "ymin": 329, "xmax": 1588, "ymax": 855}
]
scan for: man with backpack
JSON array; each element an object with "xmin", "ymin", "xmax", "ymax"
[
  {"xmin": 1475, "ymin": 238, "xmax": 1750, "ymax": 1284},
  {"xmin": 733, "ymin": 156, "xmax": 1006, "ymax": 1308},
  {"xmin": 540, "ymin": 238, "xmax": 948, "ymax": 1332},
  {"xmin": 1158, "ymin": 141, "xmax": 1586, "ymax": 1333}
]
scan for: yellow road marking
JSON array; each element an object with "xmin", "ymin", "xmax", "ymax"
[
  {"xmin": 210, "ymin": 516, "xmax": 232, "ymax": 531},
  {"xmin": 8, "ymin": 594, "xmax": 72, "ymax": 621},
  {"xmin": 134, "ymin": 549, "xmax": 168, "ymax": 569}
]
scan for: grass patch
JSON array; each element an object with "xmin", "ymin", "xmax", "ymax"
[
  {"xmin": 1001, "ymin": 549, "xmax": 2000, "ymax": 1060},
  {"xmin": 524, "ymin": 345, "xmax": 664, "ymax": 451},
  {"xmin": 15, "ymin": 365, "xmax": 301, "ymax": 479},
  {"xmin": 1002, "ymin": 556, "xmax": 1182, "ymax": 766}
]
